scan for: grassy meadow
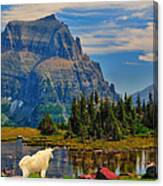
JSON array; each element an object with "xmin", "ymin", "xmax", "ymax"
[{"xmin": 2, "ymin": 127, "xmax": 156, "ymax": 151}]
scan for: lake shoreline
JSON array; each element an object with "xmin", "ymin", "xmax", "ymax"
[
  {"xmin": 2, "ymin": 128, "xmax": 157, "ymax": 152},
  {"xmin": 2, "ymin": 128, "xmax": 157, "ymax": 180}
]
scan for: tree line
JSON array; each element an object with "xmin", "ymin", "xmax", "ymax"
[{"xmin": 67, "ymin": 91, "xmax": 156, "ymax": 141}]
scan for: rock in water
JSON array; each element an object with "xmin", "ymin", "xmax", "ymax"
[{"xmin": 1, "ymin": 14, "xmax": 119, "ymax": 126}]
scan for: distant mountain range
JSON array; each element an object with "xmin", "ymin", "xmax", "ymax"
[
  {"xmin": 131, "ymin": 84, "xmax": 154, "ymax": 104},
  {"xmin": 1, "ymin": 14, "xmax": 119, "ymax": 127}
]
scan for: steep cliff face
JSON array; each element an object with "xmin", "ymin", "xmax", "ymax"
[
  {"xmin": 1, "ymin": 14, "xmax": 119, "ymax": 126},
  {"xmin": 2, "ymin": 14, "xmax": 83, "ymax": 61}
]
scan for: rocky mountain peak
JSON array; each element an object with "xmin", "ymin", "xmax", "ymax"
[
  {"xmin": 1, "ymin": 14, "xmax": 119, "ymax": 126},
  {"xmin": 37, "ymin": 14, "xmax": 57, "ymax": 22},
  {"xmin": 2, "ymin": 14, "xmax": 83, "ymax": 61}
]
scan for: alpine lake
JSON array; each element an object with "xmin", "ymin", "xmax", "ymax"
[{"xmin": 1, "ymin": 128, "xmax": 157, "ymax": 180}]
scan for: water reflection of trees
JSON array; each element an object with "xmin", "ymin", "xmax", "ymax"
[
  {"xmin": 1, "ymin": 141, "xmax": 157, "ymax": 178},
  {"xmin": 70, "ymin": 149, "xmax": 156, "ymax": 177}
]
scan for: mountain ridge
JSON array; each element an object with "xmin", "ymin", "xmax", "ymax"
[
  {"xmin": 2, "ymin": 14, "xmax": 83, "ymax": 61},
  {"xmin": 131, "ymin": 84, "xmax": 154, "ymax": 104},
  {"xmin": 1, "ymin": 14, "xmax": 119, "ymax": 126}
]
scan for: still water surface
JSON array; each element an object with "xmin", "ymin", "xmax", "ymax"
[{"xmin": 1, "ymin": 140, "xmax": 156, "ymax": 178}]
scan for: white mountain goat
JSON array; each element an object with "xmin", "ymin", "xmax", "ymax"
[{"xmin": 19, "ymin": 147, "xmax": 58, "ymax": 178}]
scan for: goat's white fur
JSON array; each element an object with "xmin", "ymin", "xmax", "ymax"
[{"xmin": 19, "ymin": 148, "xmax": 57, "ymax": 178}]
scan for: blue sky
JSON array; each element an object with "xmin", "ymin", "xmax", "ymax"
[{"xmin": 1, "ymin": 1, "xmax": 157, "ymax": 95}]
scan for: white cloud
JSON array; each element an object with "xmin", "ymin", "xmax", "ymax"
[
  {"xmin": 1, "ymin": 1, "xmax": 153, "ymax": 30},
  {"xmin": 139, "ymin": 52, "xmax": 156, "ymax": 62},
  {"xmin": 132, "ymin": 11, "xmax": 146, "ymax": 18},
  {"xmin": 118, "ymin": 16, "xmax": 129, "ymax": 20},
  {"xmin": 1, "ymin": 1, "xmax": 155, "ymax": 57},
  {"xmin": 56, "ymin": 10, "xmax": 106, "ymax": 17},
  {"xmin": 117, "ymin": 8, "xmax": 149, "ymax": 21},
  {"xmin": 80, "ymin": 21, "xmax": 155, "ymax": 55}
]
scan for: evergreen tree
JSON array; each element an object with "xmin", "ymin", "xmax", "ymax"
[
  {"xmin": 144, "ymin": 93, "xmax": 154, "ymax": 129},
  {"xmin": 111, "ymin": 99, "xmax": 116, "ymax": 113},
  {"xmin": 116, "ymin": 98, "xmax": 128, "ymax": 135},
  {"xmin": 149, "ymin": 92, "xmax": 153, "ymax": 105},
  {"xmin": 99, "ymin": 99, "xmax": 105, "ymax": 137},
  {"xmin": 124, "ymin": 92, "xmax": 127, "ymax": 102},
  {"xmin": 38, "ymin": 113, "xmax": 56, "ymax": 135},
  {"xmin": 106, "ymin": 107, "xmax": 123, "ymax": 140},
  {"xmin": 124, "ymin": 95, "xmax": 137, "ymax": 134},
  {"xmin": 102, "ymin": 97, "xmax": 110, "ymax": 136},
  {"xmin": 125, "ymin": 96, "xmax": 133, "ymax": 113},
  {"xmin": 136, "ymin": 94, "xmax": 142, "ymax": 115},
  {"xmin": 95, "ymin": 90, "xmax": 99, "ymax": 105},
  {"xmin": 68, "ymin": 91, "xmax": 153, "ymax": 141},
  {"xmin": 95, "ymin": 111, "xmax": 102, "ymax": 139},
  {"xmin": 130, "ymin": 107, "xmax": 138, "ymax": 135},
  {"xmin": 116, "ymin": 98, "xmax": 126, "ymax": 123},
  {"xmin": 103, "ymin": 97, "xmax": 110, "ymax": 120},
  {"xmin": 80, "ymin": 95, "xmax": 89, "ymax": 139},
  {"xmin": 142, "ymin": 99, "xmax": 146, "ymax": 113},
  {"xmin": 88, "ymin": 92, "xmax": 96, "ymax": 137},
  {"xmin": 69, "ymin": 98, "xmax": 80, "ymax": 135}
]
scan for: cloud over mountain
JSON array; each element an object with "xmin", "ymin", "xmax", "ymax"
[{"xmin": 1, "ymin": 1, "xmax": 156, "ymax": 62}]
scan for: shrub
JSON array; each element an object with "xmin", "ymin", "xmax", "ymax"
[{"xmin": 134, "ymin": 123, "xmax": 151, "ymax": 136}]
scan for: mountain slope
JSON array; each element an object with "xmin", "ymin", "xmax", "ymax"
[
  {"xmin": 132, "ymin": 84, "xmax": 154, "ymax": 104},
  {"xmin": 2, "ymin": 14, "xmax": 83, "ymax": 61},
  {"xmin": 1, "ymin": 14, "xmax": 119, "ymax": 127}
]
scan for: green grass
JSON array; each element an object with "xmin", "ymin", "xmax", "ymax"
[
  {"xmin": 119, "ymin": 175, "xmax": 157, "ymax": 181},
  {"xmin": 27, "ymin": 174, "xmax": 156, "ymax": 180},
  {"xmin": 63, "ymin": 175, "xmax": 74, "ymax": 179},
  {"xmin": 28, "ymin": 173, "xmax": 41, "ymax": 178},
  {"xmin": 2, "ymin": 127, "xmax": 157, "ymax": 151}
]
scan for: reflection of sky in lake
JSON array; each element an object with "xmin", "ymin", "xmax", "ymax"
[{"xmin": 1, "ymin": 140, "xmax": 157, "ymax": 178}]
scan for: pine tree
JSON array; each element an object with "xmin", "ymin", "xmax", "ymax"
[
  {"xmin": 106, "ymin": 107, "xmax": 123, "ymax": 140},
  {"xmin": 149, "ymin": 92, "xmax": 153, "ymax": 105},
  {"xmin": 99, "ymin": 99, "xmax": 105, "ymax": 137},
  {"xmin": 103, "ymin": 97, "xmax": 110, "ymax": 120},
  {"xmin": 116, "ymin": 98, "xmax": 128, "ymax": 135},
  {"xmin": 131, "ymin": 107, "xmax": 138, "ymax": 135},
  {"xmin": 102, "ymin": 97, "xmax": 110, "ymax": 136},
  {"xmin": 88, "ymin": 92, "xmax": 95, "ymax": 121},
  {"xmin": 144, "ymin": 93, "xmax": 154, "ymax": 129},
  {"xmin": 124, "ymin": 95, "xmax": 136, "ymax": 134},
  {"xmin": 136, "ymin": 94, "xmax": 142, "ymax": 115},
  {"xmin": 111, "ymin": 99, "xmax": 116, "ymax": 113},
  {"xmin": 116, "ymin": 98, "xmax": 126, "ymax": 123},
  {"xmin": 69, "ymin": 98, "xmax": 80, "ymax": 135},
  {"xmin": 124, "ymin": 92, "xmax": 127, "ymax": 102},
  {"xmin": 95, "ymin": 90, "xmax": 99, "ymax": 105},
  {"xmin": 125, "ymin": 96, "xmax": 133, "ymax": 113},
  {"xmin": 80, "ymin": 94, "xmax": 89, "ymax": 139},
  {"xmin": 38, "ymin": 113, "xmax": 56, "ymax": 135},
  {"xmin": 142, "ymin": 99, "xmax": 146, "ymax": 113},
  {"xmin": 95, "ymin": 111, "xmax": 102, "ymax": 139},
  {"xmin": 88, "ymin": 92, "xmax": 96, "ymax": 137},
  {"xmin": 68, "ymin": 91, "xmax": 151, "ymax": 140}
]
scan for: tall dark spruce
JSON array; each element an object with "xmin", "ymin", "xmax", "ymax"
[{"xmin": 68, "ymin": 92, "xmax": 156, "ymax": 140}]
